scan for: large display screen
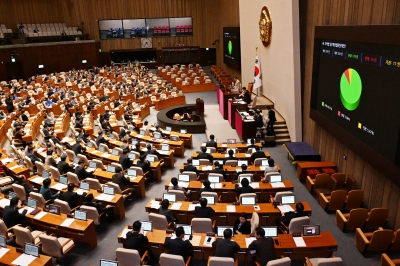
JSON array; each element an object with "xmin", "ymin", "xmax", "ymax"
[
  {"xmin": 310, "ymin": 26, "xmax": 400, "ymax": 180},
  {"xmin": 223, "ymin": 27, "xmax": 241, "ymax": 69}
]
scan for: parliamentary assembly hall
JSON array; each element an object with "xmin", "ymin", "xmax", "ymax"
[{"xmin": 0, "ymin": 0, "xmax": 400, "ymax": 265}]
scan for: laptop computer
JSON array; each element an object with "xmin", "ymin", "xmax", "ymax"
[
  {"xmin": 161, "ymin": 144, "xmax": 170, "ymax": 151},
  {"xmin": 153, "ymin": 132, "xmax": 161, "ymax": 139},
  {"xmin": 270, "ymin": 174, "xmax": 282, "ymax": 183},
  {"xmin": 42, "ymin": 171, "xmax": 50, "ymax": 178},
  {"xmin": 175, "ymin": 224, "xmax": 192, "ymax": 237},
  {"xmin": 112, "ymin": 149, "xmax": 119, "ymax": 156},
  {"xmin": 261, "ymin": 226, "xmax": 278, "ymax": 237},
  {"xmin": 48, "ymin": 204, "xmax": 61, "ymax": 215},
  {"xmin": 261, "ymin": 160, "xmax": 269, "ymax": 166},
  {"xmin": 80, "ymin": 181, "xmax": 90, "ymax": 190},
  {"xmin": 178, "ymin": 174, "xmax": 190, "ymax": 182},
  {"xmin": 86, "ymin": 142, "xmax": 92, "ymax": 148},
  {"xmin": 192, "ymin": 159, "xmax": 200, "ymax": 167},
  {"xmin": 132, "ymin": 140, "xmax": 138, "ymax": 145},
  {"xmin": 0, "ymin": 236, "xmax": 6, "ymax": 248},
  {"xmin": 247, "ymin": 138, "xmax": 255, "ymax": 144},
  {"xmin": 103, "ymin": 186, "xmax": 114, "ymax": 195},
  {"xmin": 217, "ymin": 226, "xmax": 234, "ymax": 237},
  {"xmin": 208, "ymin": 175, "xmax": 220, "ymax": 183},
  {"xmin": 24, "ymin": 243, "xmax": 39, "ymax": 257},
  {"xmin": 73, "ymin": 157, "xmax": 80, "ymax": 164},
  {"xmin": 27, "ymin": 198, "xmax": 37, "ymax": 209},
  {"xmin": 140, "ymin": 221, "xmax": 153, "ymax": 232},
  {"xmin": 238, "ymin": 160, "xmax": 248, "ymax": 166},
  {"xmin": 202, "ymin": 196, "xmax": 215, "ymax": 205},
  {"xmin": 98, "ymin": 146, "xmax": 105, "ymax": 152},
  {"xmin": 127, "ymin": 168, "xmax": 137, "ymax": 177},
  {"xmin": 100, "ymin": 260, "xmax": 118, "ymax": 266},
  {"xmin": 206, "ymin": 148, "xmax": 213, "ymax": 154},
  {"xmin": 107, "ymin": 165, "xmax": 116, "ymax": 173},
  {"xmin": 74, "ymin": 210, "xmax": 87, "ymax": 221},
  {"xmin": 303, "ymin": 225, "xmax": 320, "ymax": 236},
  {"xmin": 59, "ymin": 176, "xmax": 68, "ymax": 185},
  {"xmin": 8, "ymin": 191, "xmax": 17, "ymax": 199},
  {"xmin": 227, "ymin": 139, "xmax": 236, "ymax": 144},
  {"xmin": 139, "ymin": 129, "xmax": 146, "ymax": 136},
  {"xmin": 239, "ymin": 175, "xmax": 252, "ymax": 183},
  {"xmin": 88, "ymin": 161, "xmax": 97, "ymax": 170},
  {"xmin": 180, "ymin": 129, "xmax": 187, "ymax": 134},
  {"xmin": 240, "ymin": 196, "xmax": 256, "ymax": 205},
  {"xmin": 165, "ymin": 126, "xmax": 172, "ymax": 132},
  {"xmin": 281, "ymin": 195, "xmax": 295, "ymax": 205},
  {"xmin": 163, "ymin": 193, "xmax": 176, "ymax": 202},
  {"xmin": 128, "ymin": 152, "xmax": 136, "ymax": 160},
  {"xmin": 146, "ymin": 155, "xmax": 155, "ymax": 163}
]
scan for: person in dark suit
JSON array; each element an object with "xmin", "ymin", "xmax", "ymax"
[
  {"xmin": 26, "ymin": 146, "xmax": 42, "ymax": 165},
  {"xmin": 276, "ymin": 202, "xmax": 307, "ymax": 228},
  {"xmin": 198, "ymin": 180, "xmax": 214, "ymax": 196},
  {"xmin": 254, "ymin": 110, "xmax": 264, "ymax": 128},
  {"xmin": 197, "ymin": 146, "xmax": 213, "ymax": 162},
  {"xmin": 164, "ymin": 226, "xmax": 193, "ymax": 261},
  {"xmin": 212, "ymin": 228, "xmax": 240, "ymax": 258},
  {"xmin": 249, "ymin": 227, "xmax": 276, "ymax": 265},
  {"xmin": 119, "ymin": 149, "xmax": 133, "ymax": 170},
  {"xmin": 111, "ymin": 166, "xmax": 130, "ymax": 191},
  {"xmin": 233, "ymin": 213, "xmax": 251, "ymax": 234},
  {"xmin": 75, "ymin": 160, "xmax": 92, "ymax": 181},
  {"xmin": 247, "ymin": 138, "xmax": 257, "ymax": 149},
  {"xmin": 183, "ymin": 158, "xmax": 199, "ymax": 176},
  {"xmin": 95, "ymin": 131, "xmax": 109, "ymax": 147},
  {"xmin": 126, "ymin": 220, "xmax": 149, "ymax": 256},
  {"xmin": 159, "ymin": 199, "xmax": 177, "ymax": 223},
  {"xmin": 205, "ymin": 134, "xmax": 217, "ymax": 148},
  {"xmin": 267, "ymin": 106, "xmax": 276, "ymax": 129},
  {"xmin": 144, "ymin": 144, "xmax": 160, "ymax": 160},
  {"xmin": 132, "ymin": 143, "xmax": 145, "ymax": 156},
  {"xmin": 251, "ymin": 146, "xmax": 267, "ymax": 162},
  {"xmin": 3, "ymin": 197, "xmax": 27, "ymax": 228},
  {"xmin": 5, "ymin": 95, "xmax": 14, "ymax": 114},
  {"xmin": 72, "ymin": 138, "xmax": 86, "ymax": 156},
  {"xmin": 169, "ymin": 177, "xmax": 191, "ymax": 197},
  {"xmin": 235, "ymin": 164, "xmax": 251, "ymax": 180},
  {"xmin": 243, "ymin": 88, "xmax": 251, "ymax": 104},
  {"xmin": 136, "ymin": 154, "xmax": 152, "ymax": 182},
  {"xmin": 195, "ymin": 198, "xmax": 215, "ymax": 218},
  {"xmin": 235, "ymin": 177, "xmax": 254, "ymax": 196},
  {"xmin": 82, "ymin": 193, "xmax": 114, "ymax": 222},
  {"xmin": 60, "ymin": 183, "xmax": 86, "ymax": 209},
  {"xmin": 209, "ymin": 161, "xmax": 226, "ymax": 180},
  {"xmin": 57, "ymin": 153, "xmax": 73, "ymax": 175},
  {"xmin": 224, "ymin": 149, "xmax": 237, "ymax": 164}
]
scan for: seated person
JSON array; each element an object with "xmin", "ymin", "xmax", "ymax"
[
  {"xmin": 235, "ymin": 164, "xmax": 251, "ymax": 180},
  {"xmin": 224, "ymin": 149, "xmax": 237, "ymax": 164},
  {"xmin": 263, "ymin": 158, "xmax": 278, "ymax": 175},
  {"xmin": 247, "ymin": 139, "xmax": 257, "ymax": 149},
  {"xmin": 195, "ymin": 198, "xmax": 215, "ymax": 218},
  {"xmin": 275, "ymin": 202, "xmax": 307, "ymax": 228},
  {"xmin": 159, "ymin": 199, "xmax": 177, "ymax": 223},
  {"xmin": 111, "ymin": 166, "xmax": 133, "ymax": 193},
  {"xmin": 199, "ymin": 180, "xmax": 214, "ymax": 196},
  {"xmin": 57, "ymin": 153, "xmax": 73, "ymax": 175},
  {"xmin": 136, "ymin": 154, "xmax": 152, "ymax": 181},
  {"xmin": 249, "ymin": 227, "xmax": 276, "ymax": 265},
  {"xmin": 82, "ymin": 193, "xmax": 114, "ymax": 223},
  {"xmin": 95, "ymin": 131, "xmax": 109, "ymax": 147},
  {"xmin": 251, "ymin": 146, "xmax": 267, "ymax": 161},
  {"xmin": 209, "ymin": 161, "xmax": 226, "ymax": 180},
  {"xmin": 75, "ymin": 160, "xmax": 92, "ymax": 181},
  {"xmin": 164, "ymin": 226, "xmax": 193, "ymax": 261},
  {"xmin": 119, "ymin": 149, "xmax": 133, "ymax": 170},
  {"xmin": 183, "ymin": 158, "xmax": 198, "ymax": 176},
  {"xmin": 14, "ymin": 175, "xmax": 35, "ymax": 196},
  {"xmin": 60, "ymin": 183, "xmax": 86, "ymax": 209},
  {"xmin": 212, "ymin": 228, "xmax": 240, "ymax": 258},
  {"xmin": 144, "ymin": 144, "xmax": 160, "ymax": 160},
  {"xmin": 197, "ymin": 146, "xmax": 213, "ymax": 162},
  {"xmin": 126, "ymin": 220, "xmax": 149, "ymax": 256},
  {"xmin": 233, "ymin": 213, "xmax": 251, "ymax": 234},
  {"xmin": 3, "ymin": 197, "xmax": 27, "ymax": 228},
  {"xmin": 72, "ymin": 138, "xmax": 86, "ymax": 155},
  {"xmin": 40, "ymin": 178, "xmax": 59, "ymax": 203},
  {"xmin": 44, "ymin": 149, "xmax": 57, "ymax": 171},
  {"xmin": 235, "ymin": 177, "xmax": 254, "ymax": 196},
  {"xmin": 168, "ymin": 177, "xmax": 190, "ymax": 198},
  {"xmin": 206, "ymin": 134, "xmax": 217, "ymax": 148}
]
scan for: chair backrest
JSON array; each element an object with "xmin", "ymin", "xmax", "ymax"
[
  {"xmin": 149, "ymin": 213, "xmax": 168, "ymax": 230},
  {"xmin": 208, "ymin": 173, "xmax": 224, "ymax": 182},
  {"xmin": 266, "ymin": 257, "xmax": 291, "ymax": 266},
  {"xmin": 131, "ymin": 166, "xmax": 144, "ymax": 176},
  {"xmin": 49, "ymin": 166, "xmax": 60, "ymax": 181},
  {"xmin": 168, "ymin": 190, "xmax": 185, "ymax": 201},
  {"xmin": 344, "ymin": 190, "xmax": 364, "ymax": 211},
  {"xmin": 254, "ymin": 158, "xmax": 267, "ymax": 166},
  {"xmin": 116, "ymin": 247, "xmax": 141, "ymax": 266},
  {"xmin": 35, "ymin": 161, "xmax": 45, "ymax": 176},
  {"xmin": 99, "ymin": 143, "xmax": 110, "ymax": 153},
  {"xmin": 327, "ymin": 176, "xmax": 338, "ymax": 192},
  {"xmin": 66, "ymin": 172, "xmax": 80, "ymax": 186},
  {"xmin": 24, "ymin": 156, "xmax": 34, "ymax": 171},
  {"xmin": 314, "ymin": 173, "xmax": 331, "ymax": 188},
  {"xmin": 307, "ymin": 257, "xmax": 343, "ymax": 266},
  {"xmin": 85, "ymin": 178, "xmax": 102, "ymax": 190},
  {"xmin": 390, "ymin": 229, "xmax": 400, "ymax": 251},
  {"xmin": 12, "ymin": 184, "xmax": 27, "ymax": 202},
  {"xmin": 77, "ymin": 154, "xmax": 89, "ymax": 166},
  {"xmin": 250, "ymin": 212, "xmax": 259, "ymax": 234},
  {"xmin": 225, "ymin": 160, "xmax": 237, "ymax": 166},
  {"xmin": 65, "ymin": 149, "xmax": 75, "ymax": 161},
  {"xmin": 238, "ymin": 193, "xmax": 257, "ymax": 204},
  {"xmin": 274, "ymin": 192, "xmax": 294, "ymax": 203},
  {"xmin": 344, "ymin": 175, "xmax": 356, "ymax": 191},
  {"xmin": 89, "ymin": 140, "xmax": 98, "ymax": 149},
  {"xmin": 326, "ymin": 190, "xmax": 347, "ymax": 211},
  {"xmin": 200, "ymin": 191, "xmax": 218, "ymax": 202},
  {"xmin": 182, "ymin": 171, "xmax": 198, "ymax": 181},
  {"xmin": 0, "ymin": 220, "xmax": 9, "ymax": 238},
  {"xmin": 107, "ymin": 182, "xmax": 122, "ymax": 194},
  {"xmin": 13, "ymin": 225, "xmax": 33, "ymax": 246},
  {"xmin": 346, "ymin": 208, "xmax": 368, "ymax": 230},
  {"xmin": 54, "ymin": 199, "xmax": 71, "ymax": 214},
  {"xmin": 93, "ymin": 159, "xmax": 106, "ymax": 170},
  {"xmin": 365, "ymin": 208, "xmax": 389, "ymax": 230},
  {"xmin": 39, "ymin": 234, "xmax": 62, "ymax": 258},
  {"xmin": 80, "ymin": 205, "xmax": 100, "ymax": 225},
  {"xmin": 55, "ymin": 144, "xmax": 64, "ymax": 156},
  {"xmin": 288, "ymin": 216, "xmax": 310, "ymax": 234},
  {"xmin": 29, "ymin": 192, "xmax": 46, "ymax": 208},
  {"xmin": 199, "ymin": 159, "xmax": 210, "ymax": 166},
  {"xmin": 332, "ymin": 173, "xmax": 346, "ymax": 188},
  {"xmin": 368, "ymin": 229, "xmax": 394, "ymax": 252},
  {"xmin": 191, "ymin": 218, "xmax": 212, "ymax": 233},
  {"xmin": 111, "ymin": 162, "xmax": 123, "ymax": 169},
  {"xmin": 160, "ymin": 253, "xmax": 185, "ymax": 266},
  {"xmin": 146, "ymin": 154, "xmax": 159, "ymax": 162},
  {"xmin": 208, "ymin": 256, "xmax": 234, "ymax": 266}
]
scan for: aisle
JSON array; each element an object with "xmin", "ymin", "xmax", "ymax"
[{"xmin": 204, "ymin": 104, "xmax": 240, "ymax": 140}]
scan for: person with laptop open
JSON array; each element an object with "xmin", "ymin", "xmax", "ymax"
[
  {"xmin": 183, "ymin": 158, "xmax": 199, "ymax": 176},
  {"xmin": 159, "ymin": 199, "xmax": 178, "ymax": 224},
  {"xmin": 119, "ymin": 149, "xmax": 133, "ymax": 170},
  {"xmin": 225, "ymin": 149, "xmax": 237, "ymax": 164},
  {"xmin": 82, "ymin": 194, "xmax": 114, "ymax": 223},
  {"xmin": 275, "ymin": 202, "xmax": 307, "ymax": 228},
  {"xmin": 112, "ymin": 166, "xmax": 134, "ymax": 194},
  {"xmin": 144, "ymin": 144, "xmax": 160, "ymax": 160},
  {"xmin": 3, "ymin": 197, "xmax": 27, "ymax": 228},
  {"xmin": 195, "ymin": 198, "xmax": 215, "ymax": 218},
  {"xmin": 212, "ymin": 228, "xmax": 240, "ymax": 259},
  {"xmin": 164, "ymin": 226, "xmax": 193, "ymax": 262},
  {"xmin": 136, "ymin": 154, "xmax": 154, "ymax": 183},
  {"xmin": 235, "ymin": 177, "xmax": 255, "ymax": 196},
  {"xmin": 75, "ymin": 160, "xmax": 93, "ymax": 181},
  {"xmin": 126, "ymin": 220, "xmax": 149, "ymax": 257},
  {"xmin": 250, "ymin": 146, "xmax": 267, "ymax": 161},
  {"xmin": 197, "ymin": 146, "xmax": 213, "ymax": 162},
  {"xmin": 40, "ymin": 178, "xmax": 59, "ymax": 204},
  {"xmin": 264, "ymin": 158, "xmax": 278, "ymax": 174},
  {"xmin": 72, "ymin": 138, "xmax": 86, "ymax": 156},
  {"xmin": 233, "ymin": 213, "xmax": 251, "ymax": 234},
  {"xmin": 168, "ymin": 177, "xmax": 191, "ymax": 199},
  {"xmin": 199, "ymin": 180, "xmax": 214, "ymax": 196},
  {"xmin": 206, "ymin": 134, "xmax": 217, "ymax": 148},
  {"xmin": 57, "ymin": 153, "xmax": 74, "ymax": 175},
  {"xmin": 209, "ymin": 161, "xmax": 226, "ymax": 180},
  {"xmin": 248, "ymin": 227, "xmax": 276, "ymax": 265},
  {"xmin": 60, "ymin": 183, "xmax": 87, "ymax": 209},
  {"xmin": 235, "ymin": 164, "xmax": 252, "ymax": 181},
  {"xmin": 247, "ymin": 139, "xmax": 257, "ymax": 149},
  {"xmin": 95, "ymin": 131, "xmax": 109, "ymax": 147}
]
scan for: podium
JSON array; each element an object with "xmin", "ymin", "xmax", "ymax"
[{"xmin": 195, "ymin": 98, "xmax": 204, "ymax": 115}]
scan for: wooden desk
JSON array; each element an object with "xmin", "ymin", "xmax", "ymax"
[
  {"xmin": 154, "ymin": 96, "xmax": 186, "ymax": 111},
  {"xmin": 235, "ymin": 111, "xmax": 256, "ymax": 141},
  {"xmin": 145, "ymin": 199, "xmax": 311, "ymax": 226},
  {"xmin": 23, "ymin": 104, "xmax": 39, "ymax": 115},
  {"xmin": 130, "ymin": 132, "xmax": 185, "ymax": 157},
  {"xmin": 296, "ymin": 161, "xmax": 337, "ymax": 183},
  {"xmin": 149, "ymin": 126, "xmax": 193, "ymax": 148},
  {"xmin": 83, "ymin": 114, "xmax": 94, "ymax": 136},
  {"xmin": 4, "ymin": 161, "xmax": 30, "ymax": 180},
  {"xmin": 22, "ymin": 112, "xmax": 45, "ymax": 142},
  {"xmin": 0, "ymin": 114, "xmax": 15, "ymax": 145},
  {"xmin": 137, "ymin": 103, "xmax": 150, "ymax": 120},
  {"xmin": 165, "ymin": 180, "xmax": 294, "ymax": 202},
  {"xmin": 200, "ymin": 142, "xmax": 262, "ymax": 153},
  {"xmin": 0, "ymin": 245, "xmax": 52, "ymax": 266},
  {"xmin": 217, "ymin": 87, "xmax": 240, "ymax": 120},
  {"xmin": 46, "ymin": 102, "xmax": 63, "ymax": 116},
  {"xmin": 54, "ymin": 112, "xmax": 70, "ymax": 139},
  {"xmin": 190, "ymin": 151, "xmax": 270, "ymax": 162}
]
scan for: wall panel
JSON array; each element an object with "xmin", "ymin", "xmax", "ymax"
[{"xmin": 302, "ymin": 0, "xmax": 400, "ymax": 228}]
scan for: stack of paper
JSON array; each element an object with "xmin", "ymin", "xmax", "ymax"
[
  {"xmin": 188, "ymin": 204, "xmax": 200, "ymax": 211},
  {"xmin": 245, "ymin": 237, "xmax": 256, "ymax": 247},
  {"xmin": 60, "ymin": 218, "xmax": 75, "ymax": 227},
  {"xmin": 150, "ymin": 200, "xmax": 160, "ymax": 209},
  {"xmin": 170, "ymin": 202, "xmax": 182, "ymax": 210},
  {"xmin": 34, "ymin": 211, "xmax": 47, "ymax": 220},
  {"xmin": 227, "ymin": 205, "xmax": 236, "ymax": 212},
  {"xmin": 96, "ymin": 194, "xmax": 114, "ymax": 201},
  {"xmin": 51, "ymin": 183, "xmax": 67, "ymax": 190},
  {"xmin": 293, "ymin": 237, "xmax": 307, "ymax": 247},
  {"xmin": 12, "ymin": 254, "xmax": 37, "ymax": 266},
  {"xmin": 251, "ymin": 182, "xmax": 260, "ymax": 188},
  {"xmin": 31, "ymin": 177, "xmax": 45, "ymax": 184},
  {"xmin": 271, "ymin": 182, "xmax": 285, "ymax": 188},
  {"xmin": 202, "ymin": 166, "xmax": 213, "ymax": 171},
  {"xmin": 277, "ymin": 205, "xmax": 295, "ymax": 213},
  {"xmin": 120, "ymin": 228, "xmax": 132, "ymax": 238},
  {"xmin": 0, "ymin": 199, "xmax": 10, "ymax": 208},
  {"xmin": 202, "ymin": 236, "xmax": 215, "ymax": 246}
]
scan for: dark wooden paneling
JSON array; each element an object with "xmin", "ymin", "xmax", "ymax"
[{"xmin": 302, "ymin": 0, "xmax": 400, "ymax": 228}]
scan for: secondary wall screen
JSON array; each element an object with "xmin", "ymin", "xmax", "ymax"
[{"xmin": 313, "ymin": 39, "xmax": 400, "ymax": 164}]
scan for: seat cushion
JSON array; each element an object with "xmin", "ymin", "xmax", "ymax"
[
  {"xmin": 58, "ymin": 237, "xmax": 74, "ymax": 254},
  {"xmin": 315, "ymin": 188, "xmax": 331, "ymax": 196}
]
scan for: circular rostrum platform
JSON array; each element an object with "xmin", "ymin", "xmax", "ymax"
[{"xmin": 156, "ymin": 104, "xmax": 206, "ymax": 133}]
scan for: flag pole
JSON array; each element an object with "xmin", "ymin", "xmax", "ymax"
[{"xmin": 255, "ymin": 47, "xmax": 259, "ymax": 96}]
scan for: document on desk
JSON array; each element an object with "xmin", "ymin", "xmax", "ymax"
[
  {"xmin": 293, "ymin": 237, "xmax": 307, "ymax": 247},
  {"xmin": 259, "ymin": 166, "xmax": 266, "ymax": 171},
  {"xmin": 277, "ymin": 205, "xmax": 295, "ymax": 214},
  {"xmin": 251, "ymin": 182, "xmax": 260, "ymax": 188},
  {"xmin": 60, "ymin": 218, "xmax": 75, "ymax": 227},
  {"xmin": 245, "ymin": 154, "xmax": 251, "ymax": 157},
  {"xmin": 51, "ymin": 183, "xmax": 67, "ymax": 190},
  {"xmin": 227, "ymin": 205, "xmax": 236, "ymax": 212},
  {"xmin": 31, "ymin": 177, "xmax": 45, "ymax": 184},
  {"xmin": 136, "ymin": 135, "xmax": 143, "ymax": 138},
  {"xmin": 271, "ymin": 182, "xmax": 285, "ymax": 188},
  {"xmin": 214, "ymin": 183, "xmax": 223, "ymax": 188},
  {"xmin": 170, "ymin": 203, "xmax": 182, "ymax": 210},
  {"xmin": 202, "ymin": 236, "xmax": 215, "ymax": 246},
  {"xmin": 0, "ymin": 199, "xmax": 10, "ymax": 208},
  {"xmin": 0, "ymin": 158, "xmax": 12, "ymax": 164},
  {"xmin": 0, "ymin": 247, "xmax": 9, "ymax": 258},
  {"xmin": 188, "ymin": 204, "xmax": 200, "ymax": 211},
  {"xmin": 222, "ymin": 144, "xmax": 227, "ymax": 147},
  {"xmin": 245, "ymin": 237, "xmax": 257, "ymax": 247},
  {"xmin": 120, "ymin": 228, "xmax": 132, "ymax": 238},
  {"xmin": 9, "ymin": 165, "xmax": 20, "ymax": 170},
  {"xmin": 34, "ymin": 211, "xmax": 47, "ymax": 220},
  {"xmin": 177, "ymin": 182, "xmax": 189, "ymax": 188},
  {"xmin": 189, "ymin": 235, "xmax": 201, "ymax": 246},
  {"xmin": 201, "ymin": 143, "xmax": 206, "ymax": 147},
  {"xmin": 96, "ymin": 194, "xmax": 115, "ymax": 201},
  {"xmin": 12, "ymin": 253, "xmax": 37, "ymax": 266},
  {"xmin": 150, "ymin": 200, "xmax": 160, "ymax": 209},
  {"xmin": 102, "ymin": 153, "xmax": 111, "ymax": 158},
  {"xmin": 202, "ymin": 166, "xmax": 213, "ymax": 171}
]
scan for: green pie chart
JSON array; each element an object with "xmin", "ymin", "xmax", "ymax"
[
  {"xmin": 228, "ymin": 41, "xmax": 232, "ymax": 55},
  {"xmin": 340, "ymin": 68, "xmax": 362, "ymax": 111}
]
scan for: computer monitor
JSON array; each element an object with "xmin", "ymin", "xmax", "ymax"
[
  {"xmin": 261, "ymin": 226, "xmax": 278, "ymax": 237},
  {"xmin": 27, "ymin": 198, "xmax": 37, "ymax": 209},
  {"xmin": 128, "ymin": 152, "xmax": 136, "ymax": 159},
  {"xmin": 146, "ymin": 155, "xmax": 155, "ymax": 163},
  {"xmin": 192, "ymin": 159, "xmax": 200, "ymax": 166},
  {"xmin": 163, "ymin": 193, "xmax": 176, "ymax": 202},
  {"xmin": 165, "ymin": 126, "xmax": 171, "ymax": 132},
  {"xmin": 206, "ymin": 148, "xmax": 212, "ymax": 154},
  {"xmin": 89, "ymin": 161, "xmax": 97, "ymax": 169},
  {"xmin": 8, "ymin": 192, "xmax": 17, "ymax": 199},
  {"xmin": 73, "ymin": 157, "xmax": 80, "ymax": 164},
  {"xmin": 42, "ymin": 171, "xmax": 50, "ymax": 178},
  {"xmin": 0, "ymin": 236, "xmax": 6, "ymax": 248},
  {"xmin": 98, "ymin": 146, "xmax": 105, "ymax": 152},
  {"xmin": 161, "ymin": 144, "xmax": 170, "ymax": 151},
  {"xmin": 100, "ymin": 260, "xmax": 118, "ymax": 266},
  {"xmin": 247, "ymin": 138, "xmax": 255, "ymax": 144},
  {"xmin": 48, "ymin": 204, "xmax": 61, "ymax": 215},
  {"xmin": 240, "ymin": 196, "xmax": 256, "ymax": 205},
  {"xmin": 217, "ymin": 226, "xmax": 234, "ymax": 237},
  {"xmin": 238, "ymin": 160, "xmax": 248, "ymax": 166},
  {"xmin": 227, "ymin": 139, "xmax": 236, "ymax": 144},
  {"xmin": 153, "ymin": 132, "xmax": 161, "ymax": 139},
  {"xmin": 59, "ymin": 176, "xmax": 68, "ymax": 185},
  {"xmin": 207, "ymin": 175, "xmax": 220, "ymax": 183},
  {"xmin": 112, "ymin": 149, "xmax": 119, "ymax": 156},
  {"xmin": 281, "ymin": 195, "xmax": 295, "ymax": 205},
  {"xmin": 214, "ymin": 160, "xmax": 224, "ymax": 165},
  {"xmin": 24, "ymin": 243, "xmax": 39, "ymax": 257},
  {"xmin": 74, "ymin": 210, "xmax": 87, "ymax": 221},
  {"xmin": 261, "ymin": 160, "xmax": 269, "ymax": 166},
  {"xmin": 178, "ymin": 174, "xmax": 190, "ymax": 182},
  {"xmin": 239, "ymin": 175, "xmax": 252, "ymax": 183},
  {"xmin": 107, "ymin": 165, "xmax": 116, "ymax": 173},
  {"xmin": 139, "ymin": 129, "xmax": 146, "ymax": 136},
  {"xmin": 132, "ymin": 140, "xmax": 138, "ymax": 145},
  {"xmin": 180, "ymin": 129, "xmax": 187, "ymax": 134},
  {"xmin": 202, "ymin": 196, "xmax": 215, "ymax": 205},
  {"xmin": 103, "ymin": 186, "xmax": 114, "ymax": 195},
  {"xmin": 86, "ymin": 142, "xmax": 92, "ymax": 148},
  {"xmin": 175, "ymin": 224, "xmax": 192, "ymax": 235},
  {"xmin": 80, "ymin": 181, "xmax": 89, "ymax": 190},
  {"xmin": 303, "ymin": 225, "xmax": 320, "ymax": 236},
  {"xmin": 127, "ymin": 168, "xmax": 137, "ymax": 177},
  {"xmin": 140, "ymin": 221, "xmax": 153, "ymax": 232},
  {"xmin": 38, "ymin": 65, "xmax": 44, "ymax": 69},
  {"xmin": 270, "ymin": 174, "xmax": 282, "ymax": 183}
]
